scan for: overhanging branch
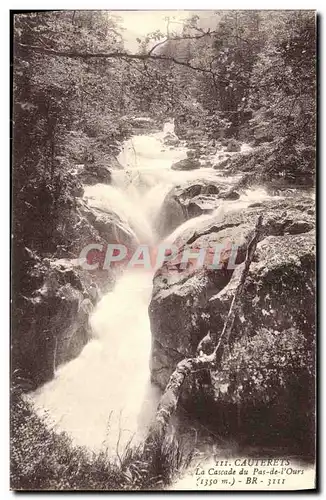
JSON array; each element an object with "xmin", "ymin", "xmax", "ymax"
[{"xmin": 16, "ymin": 42, "xmax": 213, "ymax": 74}]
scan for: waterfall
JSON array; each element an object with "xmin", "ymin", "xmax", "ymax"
[{"xmin": 29, "ymin": 122, "xmax": 188, "ymax": 452}]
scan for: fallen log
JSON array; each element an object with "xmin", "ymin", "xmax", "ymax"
[{"xmin": 146, "ymin": 215, "xmax": 263, "ymax": 443}]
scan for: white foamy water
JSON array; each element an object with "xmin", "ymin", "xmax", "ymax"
[
  {"xmin": 32, "ymin": 270, "xmax": 160, "ymax": 451},
  {"xmin": 165, "ymin": 186, "xmax": 283, "ymax": 246},
  {"xmin": 29, "ymin": 120, "xmax": 274, "ymax": 453}
]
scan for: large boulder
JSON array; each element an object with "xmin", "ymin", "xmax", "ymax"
[
  {"xmin": 209, "ymin": 324, "xmax": 315, "ymax": 449},
  {"xmin": 149, "ymin": 198, "xmax": 315, "ymax": 390},
  {"xmin": 12, "ymin": 179, "xmax": 140, "ymax": 391},
  {"xmin": 205, "ymin": 230, "xmax": 315, "ymax": 444},
  {"xmin": 154, "ymin": 180, "xmax": 239, "ymax": 239},
  {"xmin": 208, "ymin": 230, "xmax": 315, "ymax": 344},
  {"xmin": 121, "ymin": 115, "xmax": 158, "ymax": 135},
  {"xmin": 163, "ymin": 132, "xmax": 180, "ymax": 147},
  {"xmin": 225, "ymin": 138, "xmax": 242, "ymax": 152},
  {"xmin": 171, "ymin": 158, "xmax": 201, "ymax": 171},
  {"xmin": 149, "ymin": 197, "xmax": 315, "ymax": 448},
  {"xmin": 149, "ymin": 224, "xmax": 258, "ymax": 389},
  {"xmin": 81, "ymin": 164, "xmax": 112, "ymax": 185},
  {"xmin": 78, "ymin": 200, "xmax": 138, "ymax": 250}
]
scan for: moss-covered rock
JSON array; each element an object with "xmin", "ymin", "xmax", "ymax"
[{"xmin": 149, "ymin": 198, "xmax": 315, "ymax": 444}]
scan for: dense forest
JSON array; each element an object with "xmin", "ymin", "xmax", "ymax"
[{"xmin": 12, "ymin": 10, "xmax": 316, "ymax": 491}]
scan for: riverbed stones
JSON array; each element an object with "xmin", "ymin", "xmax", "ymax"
[{"xmin": 81, "ymin": 164, "xmax": 112, "ymax": 185}]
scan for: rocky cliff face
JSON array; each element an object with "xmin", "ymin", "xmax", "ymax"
[
  {"xmin": 13, "ymin": 184, "xmax": 122, "ymax": 391},
  {"xmin": 12, "ymin": 255, "xmax": 107, "ymax": 390},
  {"xmin": 149, "ymin": 196, "xmax": 315, "ymax": 440},
  {"xmin": 13, "ymin": 180, "xmax": 138, "ymax": 389}
]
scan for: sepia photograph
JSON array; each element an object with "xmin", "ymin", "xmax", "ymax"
[{"xmin": 10, "ymin": 9, "xmax": 316, "ymax": 491}]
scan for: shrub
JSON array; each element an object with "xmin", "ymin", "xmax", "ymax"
[
  {"xmin": 226, "ymin": 140, "xmax": 315, "ymax": 186},
  {"xmin": 10, "ymin": 392, "xmax": 194, "ymax": 491}
]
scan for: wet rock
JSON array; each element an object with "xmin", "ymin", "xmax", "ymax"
[
  {"xmin": 150, "ymin": 269, "xmax": 216, "ymax": 389},
  {"xmin": 186, "ymin": 149, "xmax": 201, "ymax": 159},
  {"xmin": 154, "ymin": 195, "xmax": 187, "ymax": 240},
  {"xmin": 78, "ymin": 199, "xmax": 138, "ymax": 250},
  {"xmin": 208, "ymin": 230, "xmax": 315, "ymax": 343},
  {"xmin": 12, "ymin": 259, "xmax": 104, "ymax": 389},
  {"xmin": 12, "ymin": 188, "xmax": 131, "ymax": 390},
  {"xmin": 248, "ymin": 202, "xmax": 263, "ymax": 208},
  {"xmin": 172, "ymin": 198, "xmax": 315, "ymax": 249},
  {"xmin": 163, "ymin": 132, "xmax": 180, "ymax": 146},
  {"xmin": 149, "ymin": 199, "xmax": 315, "ymax": 391},
  {"xmin": 81, "ymin": 164, "xmax": 112, "ymax": 185},
  {"xmin": 171, "ymin": 158, "xmax": 201, "ymax": 171},
  {"xmin": 155, "ymin": 180, "xmax": 222, "ymax": 238},
  {"xmin": 197, "ymin": 229, "xmax": 316, "ymax": 440}
]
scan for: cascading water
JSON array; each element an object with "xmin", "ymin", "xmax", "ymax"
[
  {"xmin": 30, "ymin": 121, "xmax": 279, "ymax": 454},
  {"xmin": 32, "ymin": 268, "xmax": 161, "ymax": 452},
  {"xmin": 30, "ymin": 122, "xmax": 190, "ymax": 452}
]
